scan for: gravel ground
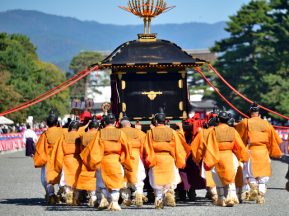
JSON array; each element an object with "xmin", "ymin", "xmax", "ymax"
[{"xmin": 0, "ymin": 151, "xmax": 288, "ymax": 216}]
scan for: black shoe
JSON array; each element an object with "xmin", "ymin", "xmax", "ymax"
[
  {"xmin": 188, "ymin": 189, "xmax": 197, "ymax": 201},
  {"xmin": 178, "ymin": 189, "xmax": 187, "ymax": 202}
]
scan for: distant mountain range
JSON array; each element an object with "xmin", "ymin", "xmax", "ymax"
[{"xmin": 0, "ymin": 10, "xmax": 228, "ymax": 70}]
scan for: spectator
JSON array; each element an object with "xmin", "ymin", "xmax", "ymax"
[{"xmin": 23, "ymin": 124, "xmax": 38, "ymax": 157}]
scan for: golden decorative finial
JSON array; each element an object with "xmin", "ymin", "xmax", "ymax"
[{"xmin": 119, "ymin": 0, "xmax": 175, "ymax": 34}]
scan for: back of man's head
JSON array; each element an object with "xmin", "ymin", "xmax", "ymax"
[
  {"xmin": 46, "ymin": 110, "xmax": 58, "ymax": 127},
  {"xmin": 103, "ymin": 113, "xmax": 116, "ymax": 126}
]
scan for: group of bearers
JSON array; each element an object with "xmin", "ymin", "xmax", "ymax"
[{"xmin": 33, "ymin": 103, "xmax": 282, "ymax": 211}]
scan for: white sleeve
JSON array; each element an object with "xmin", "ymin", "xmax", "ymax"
[
  {"xmin": 32, "ymin": 131, "xmax": 38, "ymax": 143},
  {"xmin": 22, "ymin": 131, "xmax": 27, "ymax": 144}
]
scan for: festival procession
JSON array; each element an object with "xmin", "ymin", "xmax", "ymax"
[{"xmin": 0, "ymin": 0, "xmax": 289, "ymax": 215}]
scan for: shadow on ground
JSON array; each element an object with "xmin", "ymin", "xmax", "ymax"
[
  {"xmin": 267, "ymin": 187, "xmax": 286, "ymax": 190},
  {"xmin": 0, "ymin": 197, "xmax": 215, "ymax": 211},
  {"xmin": 0, "ymin": 198, "xmax": 44, "ymax": 206}
]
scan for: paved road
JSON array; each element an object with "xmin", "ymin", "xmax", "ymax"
[{"xmin": 0, "ymin": 151, "xmax": 288, "ymax": 216}]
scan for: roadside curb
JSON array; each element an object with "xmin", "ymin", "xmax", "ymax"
[{"xmin": 0, "ymin": 148, "xmax": 24, "ymax": 155}]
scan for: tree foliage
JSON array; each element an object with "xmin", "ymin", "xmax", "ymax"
[
  {"xmin": 0, "ymin": 33, "xmax": 69, "ymax": 122},
  {"xmin": 210, "ymin": 0, "xmax": 289, "ymax": 120},
  {"xmin": 68, "ymin": 51, "xmax": 109, "ymax": 98}
]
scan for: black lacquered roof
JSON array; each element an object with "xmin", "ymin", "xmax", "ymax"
[{"xmin": 101, "ymin": 39, "xmax": 204, "ymax": 67}]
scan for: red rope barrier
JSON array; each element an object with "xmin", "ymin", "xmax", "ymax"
[
  {"xmin": 208, "ymin": 64, "xmax": 289, "ymax": 121},
  {"xmin": 0, "ymin": 66, "xmax": 99, "ymax": 116}
]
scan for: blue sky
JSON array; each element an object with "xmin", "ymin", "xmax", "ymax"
[{"xmin": 1, "ymin": 0, "xmax": 251, "ymax": 25}]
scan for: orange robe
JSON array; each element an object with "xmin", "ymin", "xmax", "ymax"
[
  {"xmin": 145, "ymin": 126, "xmax": 187, "ymax": 186},
  {"xmin": 205, "ymin": 124, "xmax": 248, "ymax": 185},
  {"xmin": 78, "ymin": 124, "xmax": 89, "ymax": 136},
  {"xmin": 120, "ymin": 127, "xmax": 146, "ymax": 184},
  {"xmin": 80, "ymin": 126, "xmax": 133, "ymax": 190},
  {"xmin": 176, "ymin": 128, "xmax": 192, "ymax": 155},
  {"xmin": 34, "ymin": 126, "xmax": 64, "ymax": 184},
  {"xmin": 76, "ymin": 129, "xmax": 99, "ymax": 191},
  {"xmin": 191, "ymin": 128, "xmax": 213, "ymax": 165},
  {"xmin": 236, "ymin": 117, "xmax": 282, "ymax": 177},
  {"xmin": 61, "ymin": 130, "xmax": 82, "ymax": 188},
  {"xmin": 191, "ymin": 127, "xmax": 216, "ymax": 187}
]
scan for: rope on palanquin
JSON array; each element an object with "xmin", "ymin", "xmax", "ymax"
[
  {"xmin": 207, "ymin": 64, "xmax": 289, "ymax": 122},
  {"xmin": 194, "ymin": 66, "xmax": 289, "ymax": 129},
  {"xmin": 0, "ymin": 65, "xmax": 99, "ymax": 116},
  {"xmin": 1, "ymin": 68, "xmax": 88, "ymax": 115}
]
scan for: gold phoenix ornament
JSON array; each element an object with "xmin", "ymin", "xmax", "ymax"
[{"xmin": 119, "ymin": 0, "xmax": 175, "ymax": 34}]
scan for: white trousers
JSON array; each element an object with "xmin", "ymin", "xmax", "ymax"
[
  {"xmin": 126, "ymin": 156, "xmax": 146, "ymax": 193},
  {"xmin": 149, "ymin": 164, "xmax": 181, "ymax": 200},
  {"xmin": 211, "ymin": 153, "xmax": 239, "ymax": 200},
  {"xmin": 211, "ymin": 153, "xmax": 239, "ymax": 187},
  {"xmin": 121, "ymin": 157, "xmax": 146, "ymax": 200},
  {"xmin": 41, "ymin": 166, "xmax": 55, "ymax": 196},
  {"xmin": 242, "ymin": 157, "xmax": 269, "ymax": 193},
  {"xmin": 59, "ymin": 169, "xmax": 66, "ymax": 187},
  {"xmin": 96, "ymin": 168, "xmax": 122, "ymax": 203}
]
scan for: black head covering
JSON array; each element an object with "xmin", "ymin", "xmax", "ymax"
[
  {"xmin": 68, "ymin": 120, "xmax": 80, "ymax": 132},
  {"xmin": 154, "ymin": 108, "xmax": 166, "ymax": 124},
  {"xmin": 103, "ymin": 112, "xmax": 116, "ymax": 125},
  {"xmin": 217, "ymin": 111, "xmax": 230, "ymax": 123},
  {"xmin": 88, "ymin": 115, "xmax": 100, "ymax": 129},
  {"xmin": 249, "ymin": 102, "xmax": 260, "ymax": 113},
  {"xmin": 151, "ymin": 118, "xmax": 157, "ymax": 126},
  {"xmin": 208, "ymin": 117, "xmax": 219, "ymax": 127},
  {"xmin": 46, "ymin": 109, "xmax": 59, "ymax": 127}
]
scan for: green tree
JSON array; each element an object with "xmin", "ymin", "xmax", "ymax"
[
  {"xmin": 258, "ymin": 0, "xmax": 289, "ymax": 117},
  {"xmin": 28, "ymin": 61, "xmax": 70, "ymax": 121},
  {"xmin": 68, "ymin": 51, "xmax": 109, "ymax": 98},
  {"xmin": 210, "ymin": 0, "xmax": 289, "ymax": 120},
  {"xmin": 0, "ymin": 33, "xmax": 69, "ymax": 122},
  {"xmin": 210, "ymin": 0, "xmax": 272, "ymax": 114},
  {"xmin": 0, "ymin": 70, "xmax": 23, "ymax": 120}
]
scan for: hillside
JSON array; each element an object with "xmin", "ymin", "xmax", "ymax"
[{"xmin": 0, "ymin": 10, "xmax": 228, "ymax": 70}]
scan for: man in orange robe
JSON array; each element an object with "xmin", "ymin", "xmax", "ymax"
[
  {"xmin": 61, "ymin": 121, "xmax": 82, "ymax": 205},
  {"xmin": 235, "ymin": 103, "xmax": 282, "ymax": 204},
  {"xmin": 80, "ymin": 113, "xmax": 133, "ymax": 211},
  {"xmin": 77, "ymin": 117, "xmax": 100, "ymax": 207},
  {"xmin": 119, "ymin": 116, "xmax": 150, "ymax": 207},
  {"xmin": 34, "ymin": 110, "xmax": 64, "ymax": 205},
  {"xmin": 51, "ymin": 121, "xmax": 83, "ymax": 205},
  {"xmin": 205, "ymin": 111, "xmax": 248, "ymax": 207},
  {"xmin": 145, "ymin": 112, "xmax": 187, "ymax": 209}
]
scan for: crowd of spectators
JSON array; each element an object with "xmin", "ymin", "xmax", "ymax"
[{"xmin": 0, "ymin": 122, "xmax": 46, "ymax": 134}]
